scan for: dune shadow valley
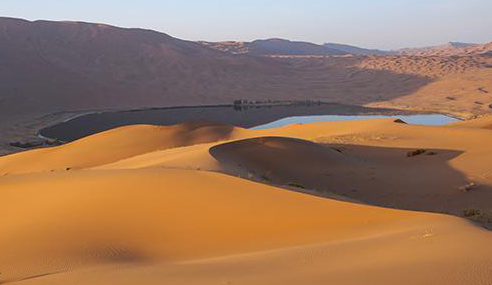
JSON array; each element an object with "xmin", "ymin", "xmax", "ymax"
[{"xmin": 1, "ymin": 11, "xmax": 492, "ymax": 285}]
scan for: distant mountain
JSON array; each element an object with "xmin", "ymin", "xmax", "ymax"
[
  {"xmin": 323, "ymin": 43, "xmax": 390, "ymax": 55},
  {"xmin": 0, "ymin": 17, "xmax": 295, "ymax": 117},
  {"xmin": 1, "ymin": 16, "xmax": 491, "ymax": 135},
  {"xmin": 247, "ymin": 39, "xmax": 348, "ymax": 56},
  {"xmin": 396, "ymin": 42, "xmax": 492, "ymax": 56},
  {"xmin": 201, "ymin": 39, "xmax": 392, "ymax": 56},
  {"xmin": 447, "ymin": 42, "xmax": 478, "ymax": 48},
  {"xmin": 200, "ymin": 39, "xmax": 348, "ymax": 56},
  {"xmin": 198, "ymin": 41, "xmax": 250, "ymax": 55},
  {"xmin": 202, "ymin": 39, "xmax": 492, "ymax": 57},
  {"xmin": 2, "ymin": 17, "xmax": 428, "ymax": 125}
]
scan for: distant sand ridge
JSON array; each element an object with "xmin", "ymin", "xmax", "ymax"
[
  {"xmin": 2, "ymin": 117, "xmax": 492, "ymax": 284},
  {"xmin": 1, "ymin": 17, "xmax": 492, "ymax": 155}
]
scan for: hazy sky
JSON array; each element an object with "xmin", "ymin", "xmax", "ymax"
[{"xmin": 1, "ymin": 0, "xmax": 491, "ymax": 49}]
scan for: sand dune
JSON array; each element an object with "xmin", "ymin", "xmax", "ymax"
[
  {"xmin": 398, "ymin": 42, "xmax": 492, "ymax": 57},
  {"xmin": 93, "ymin": 118, "xmax": 492, "ymax": 220},
  {"xmin": 358, "ymin": 54, "xmax": 492, "ymax": 117},
  {"xmin": 2, "ymin": 118, "xmax": 492, "ymax": 284},
  {"xmin": 2, "ymin": 169, "xmax": 492, "ymax": 285},
  {"xmin": 209, "ymin": 136, "xmax": 361, "ymax": 187},
  {"xmin": 0, "ymin": 122, "xmax": 246, "ymax": 174},
  {"xmin": 4, "ymin": 117, "xmax": 492, "ymax": 217},
  {"xmin": 449, "ymin": 115, "xmax": 492, "ymax": 130},
  {"xmin": 0, "ymin": 169, "xmax": 429, "ymax": 281},
  {"xmin": 2, "ymin": 17, "xmax": 492, "ymax": 157},
  {"xmin": 0, "ymin": 17, "xmax": 430, "ymax": 123}
]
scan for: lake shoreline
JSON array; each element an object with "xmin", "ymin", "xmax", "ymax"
[{"xmin": 37, "ymin": 102, "xmax": 459, "ymax": 143}]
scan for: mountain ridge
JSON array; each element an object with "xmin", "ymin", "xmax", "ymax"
[
  {"xmin": 200, "ymin": 38, "xmax": 348, "ymax": 56},
  {"xmin": 1, "ymin": 16, "xmax": 492, "ymax": 157},
  {"xmin": 323, "ymin": 42, "xmax": 389, "ymax": 55},
  {"xmin": 201, "ymin": 38, "xmax": 492, "ymax": 57},
  {"xmin": 396, "ymin": 42, "xmax": 491, "ymax": 56}
]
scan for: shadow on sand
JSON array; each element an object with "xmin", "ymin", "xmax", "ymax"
[{"xmin": 209, "ymin": 137, "xmax": 492, "ymax": 227}]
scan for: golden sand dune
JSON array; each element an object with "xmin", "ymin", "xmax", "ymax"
[
  {"xmin": 0, "ymin": 169, "xmax": 426, "ymax": 281},
  {"xmin": 209, "ymin": 136, "xmax": 361, "ymax": 186},
  {"xmin": 90, "ymin": 119, "xmax": 402, "ymax": 172},
  {"xmin": 2, "ymin": 169, "xmax": 492, "ymax": 285},
  {"xmin": 2, "ymin": 118, "xmax": 492, "ymax": 284},
  {"xmin": 0, "ymin": 122, "xmax": 246, "ymax": 175},
  {"xmin": 449, "ymin": 115, "xmax": 492, "ymax": 130},
  {"xmin": 94, "ymin": 118, "xmax": 492, "ymax": 219}
]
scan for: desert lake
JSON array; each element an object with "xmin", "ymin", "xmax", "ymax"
[
  {"xmin": 38, "ymin": 103, "xmax": 460, "ymax": 142},
  {"xmin": 252, "ymin": 114, "xmax": 459, "ymax": 129}
]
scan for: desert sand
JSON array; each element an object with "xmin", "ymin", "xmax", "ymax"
[
  {"xmin": 1, "ymin": 17, "xmax": 491, "ymax": 156},
  {"xmin": 2, "ymin": 117, "xmax": 492, "ymax": 284}
]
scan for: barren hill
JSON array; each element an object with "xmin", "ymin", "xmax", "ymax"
[
  {"xmin": 200, "ymin": 38, "xmax": 348, "ymax": 56},
  {"xmin": 0, "ymin": 18, "xmax": 428, "ymax": 127},
  {"xmin": 1, "ymin": 16, "xmax": 490, "ymax": 124},
  {"xmin": 1, "ymin": 17, "xmax": 492, "ymax": 156},
  {"xmin": 0, "ymin": 17, "xmax": 293, "ymax": 118},
  {"xmin": 324, "ymin": 42, "xmax": 389, "ymax": 55},
  {"xmin": 0, "ymin": 17, "xmax": 423, "ymax": 124}
]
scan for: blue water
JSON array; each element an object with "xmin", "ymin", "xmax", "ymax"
[{"xmin": 251, "ymin": 114, "xmax": 460, "ymax": 130}]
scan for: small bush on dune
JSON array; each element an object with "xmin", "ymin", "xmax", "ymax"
[{"xmin": 407, "ymin": 149, "xmax": 427, "ymax": 157}]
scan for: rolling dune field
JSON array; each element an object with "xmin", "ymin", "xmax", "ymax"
[{"xmin": 2, "ymin": 117, "xmax": 492, "ymax": 284}]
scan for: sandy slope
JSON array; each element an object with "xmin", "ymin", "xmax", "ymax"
[
  {"xmin": 2, "ymin": 118, "xmax": 492, "ymax": 284},
  {"xmin": 93, "ymin": 118, "xmax": 492, "ymax": 221},
  {"xmin": 0, "ymin": 122, "xmax": 246, "ymax": 174},
  {"xmin": 359, "ymin": 55, "xmax": 492, "ymax": 117},
  {"xmin": 398, "ymin": 42, "xmax": 492, "ymax": 57},
  {"xmin": 0, "ymin": 169, "xmax": 427, "ymax": 281},
  {"xmin": 2, "ymin": 169, "xmax": 492, "ymax": 285},
  {"xmin": 449, "ymin": 115, "xmax": 492, "ymax": 129}
]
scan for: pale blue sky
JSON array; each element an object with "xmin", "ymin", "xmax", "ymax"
[{"xmin": 1, "ymin": 0, "xmax": 491, "ymax": 49}]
